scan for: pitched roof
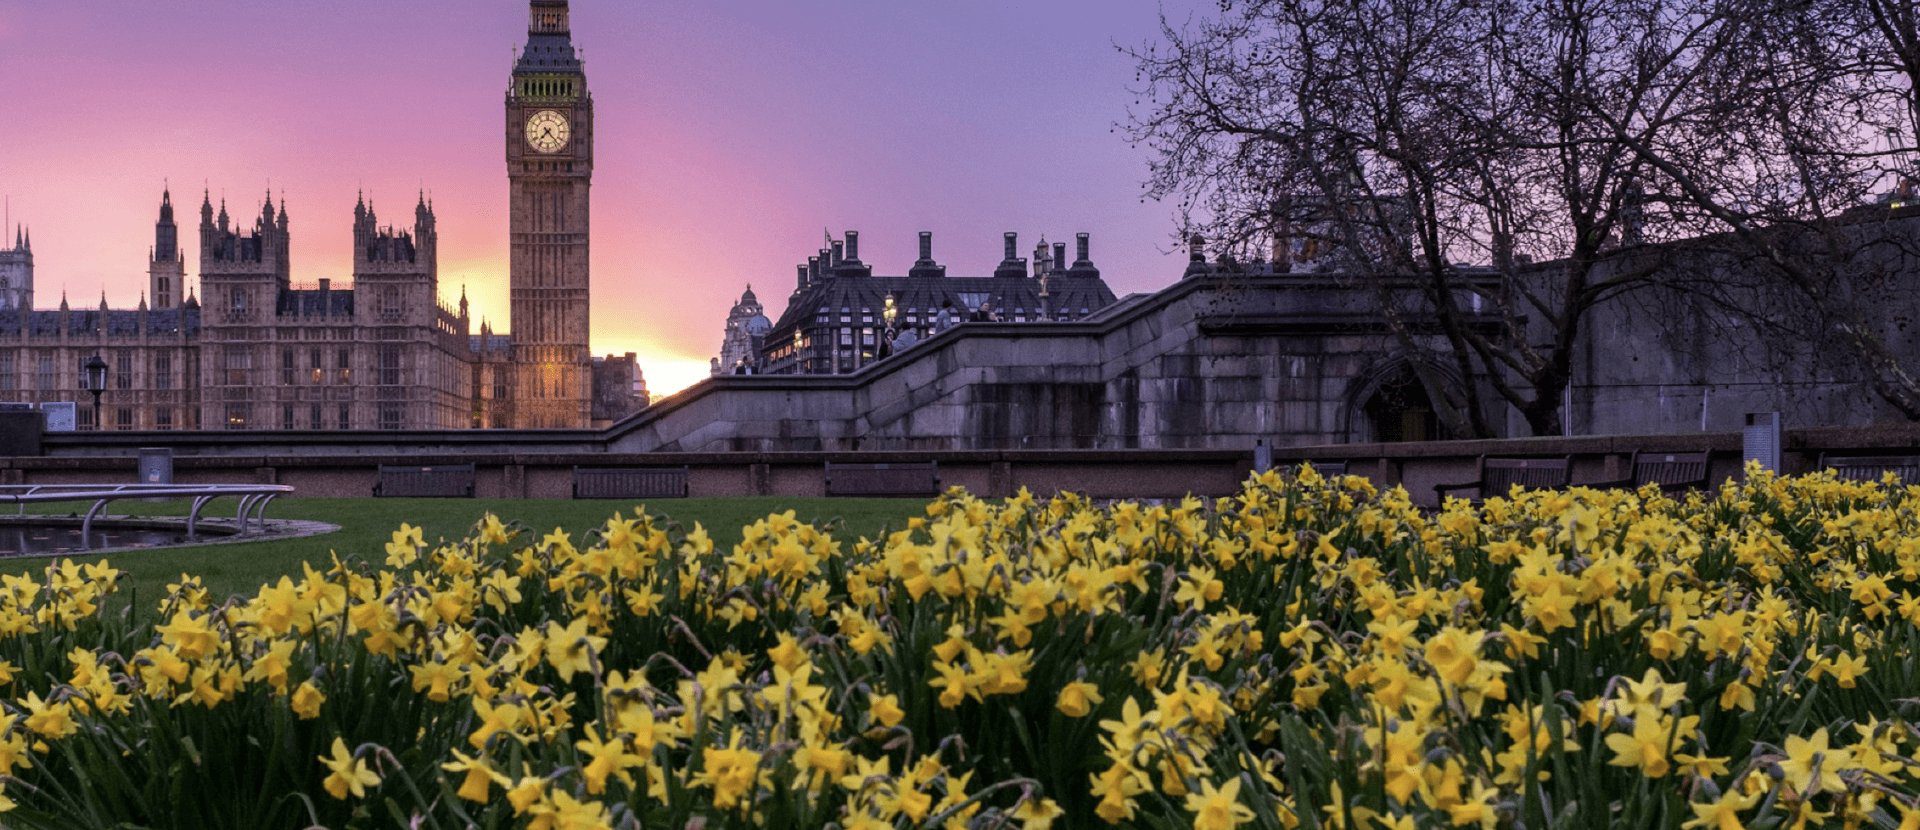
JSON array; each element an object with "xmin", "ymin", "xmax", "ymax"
[{"xmin": 0, "ymin": 306, "xmax": 201, "ymax": 338}]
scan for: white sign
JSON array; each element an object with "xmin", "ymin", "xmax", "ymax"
[{"xmin": 39, "ymin": 402, "xmax": 76, "ymax": 432}]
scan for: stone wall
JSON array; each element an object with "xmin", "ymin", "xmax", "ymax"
[
  {"xmin": 19, "ymin": 426, "xmax": 1920, "ymax": 507},
  {"xmin": 604, "ymin": 275, "xmax": 1497, "ymax": 453},
  {"xmin": 1565, "ymin": 211, "xmax": 1920, "ymax": 435}
]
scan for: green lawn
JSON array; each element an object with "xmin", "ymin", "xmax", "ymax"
[{"xmin": 3, "ymin": 497, "xmax": 928, "ymax": 610}]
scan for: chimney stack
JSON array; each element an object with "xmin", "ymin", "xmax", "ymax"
[
  {"xmin": 844, "ymin": 230, "xmax": 861, "ymax": 263},
  {"xmin": 1053, "ymin": 242, "xmax": 1068, "ymax": 274},
  {"xmin": 910, "ymin": 231, "xmax": 945, "ymax": 278},
  {"xmin": 808, "ymin": 255, "xmax": 821, "ymax": 282},
  {"xmin": 796, "ymin": 264, "xmax": 809, "ymax": 292},
  {"xmin": 995, "ymin": 232, "xmax": 1027, "ymax": 279},
  {"xmin": 830, "ymin": 240, "xmax": 844, "ymax": 268},
  {"xmin": 1067, "ymin": 233, "xmax": 1099, "ymax": 276}
]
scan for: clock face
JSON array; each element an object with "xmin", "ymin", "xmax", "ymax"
[{"xmin": 525, "ymin": 109, "xmax": 571, "ymax": 154}]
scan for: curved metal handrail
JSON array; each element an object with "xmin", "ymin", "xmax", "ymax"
[{"xmin": 0, "ymin": 484, "xmax": 296, "ymax": 550}]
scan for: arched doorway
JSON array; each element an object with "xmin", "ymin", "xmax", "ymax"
[
  {"xmin": 1363, "ymin": 368, "xmax": 1441, "ymax": 442},
  {"xmin": 1347, "ymin": 356, "xmax": 1458, "ymax": 443}
]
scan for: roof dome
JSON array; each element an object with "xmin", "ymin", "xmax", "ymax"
[{"xmin": 744, "ymin": 314, "xmax": 773, "ymax": 335}]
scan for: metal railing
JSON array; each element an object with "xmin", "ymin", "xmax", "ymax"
[{"xmin": 0, "ymin": 484, "xmax": 294, "ymax": 546}]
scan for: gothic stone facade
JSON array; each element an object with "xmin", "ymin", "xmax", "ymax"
[{"xmin": 0, "ymin": 1, "xmax": 627, "ymax": 431}]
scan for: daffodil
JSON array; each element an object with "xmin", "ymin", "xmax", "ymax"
[
  {"xmin": 1186, "ymin": 777, "xmax": 1255, "ymax": 830},
  {"xmin": 1682, "ymin": 787, "xmax": 1759, "ymax": 830},
  {"xmin": 692, "ymin": 734, "xmax": 761, "ymax": 811},
  {"xmin": 290, "ymin": 681, "xmax": 326, "ymax": 720},
  {"xmin": 1057, "ymin": 680, "xmax": 1104, "ymax": 717},
  {"xmin": 441, "ymin": 750, "xmax": 506, "ymax": 803},
  {"xmin": 318, "ymin": 738, "xmax": 380, "ymax": 800},
  {"xmin": 1778, "ymin": 728, "xmax": 1854, "ymax": 796},
  {"xmin": 544, "ymin": 618, "xmax": 606, "ymax": 683}
]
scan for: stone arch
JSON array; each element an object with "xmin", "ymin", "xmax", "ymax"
[{"xmin": 1344, "ymin": 353, "xmax": 1465, "ymax": 443}]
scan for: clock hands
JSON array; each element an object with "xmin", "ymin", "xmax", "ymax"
[{"xmin": 527, "ymin": 111, "xmax": 568, "ymax": 151}]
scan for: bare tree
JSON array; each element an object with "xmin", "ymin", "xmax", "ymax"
[
  {"xmin": 1591, "ymin": 0, "xmax": 1920, "ymax": 417},
  {"xmin": 1128, "ymin": 0, "xmax": 1741, "ymax": 436}
]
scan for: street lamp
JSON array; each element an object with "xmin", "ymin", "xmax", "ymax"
[
  {"xmin": 881, "ymin": 294, "xmax": 899, "ymax": 358},
  {"xmin": 792, "ymin": 329, "xmax": 807, "ymax": 374},
  {"xmin": 80, "ymin": 354, "xmax": 108, "ymax": 431}
]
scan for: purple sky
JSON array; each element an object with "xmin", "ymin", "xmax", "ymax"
[{"xmin": 0, "ymin": 0, "xmax": 1209, "ymax": 393}]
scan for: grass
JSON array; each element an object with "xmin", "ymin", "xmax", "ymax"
[{"xmin": 1, "ymin": 497, "xmax": 928, "ymax": 610}]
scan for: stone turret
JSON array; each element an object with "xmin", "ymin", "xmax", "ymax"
[
  {"xmin": 150, "ymin": 188, "xmax": 186, "ymax": 310},
  {"xmin": 0, "ymin": 219, "xmax": 32, "ymax": 311},
  {"xmin": 198, "ymin": 189, "xmax": 293, "ymax": 326},
  {"xmin": 353, "ymin": 189, "xmax": 439, "ymax": 328}
]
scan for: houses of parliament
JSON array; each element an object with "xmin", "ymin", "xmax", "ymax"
[{"xmin": 0, "ymin": 0, "xmax": 639, "ymax": 431}]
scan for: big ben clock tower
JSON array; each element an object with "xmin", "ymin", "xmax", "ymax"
[{"xmin": 507, "ymin": 0, "xmax": 593, "ymax": 428}]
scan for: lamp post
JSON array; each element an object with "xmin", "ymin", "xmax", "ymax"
[
  {"xmin": 81, "ymin": 354, "xmax": 108, "ymax": 431},
  {"xmin": 792, "ymin": 329, "xmax": 807, "ymax": 374},
  {"xmin": 881, "ymin": 293, "xmax": 899, "ymax": 358}
]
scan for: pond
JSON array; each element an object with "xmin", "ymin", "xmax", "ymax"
[{"xmin": 0, "ymin": 523, "xmax": 201, "ymax": 557}]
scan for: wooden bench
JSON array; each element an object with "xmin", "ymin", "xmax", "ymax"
[
  {"xmin": 1584, "ymin": 450, "xmax": 1712, "ymax": 493},
  {"xmin": 825, "ymin": 461, "xmax": 942, "ymax": 497},
  {"xmin": 1434, "ymin": 456, "xmax": 1571, "ymax": 502},
  {"xmin": 374, "ymin": 464, "xmax": 476, "ymax": 498},
  {"xmin": 1819, "ymin": 453, "xmax": 1920, "ymax": 483},
  {"xmin": 572, "ymin": 466, "xmax": 690, "ymax": 499}
]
